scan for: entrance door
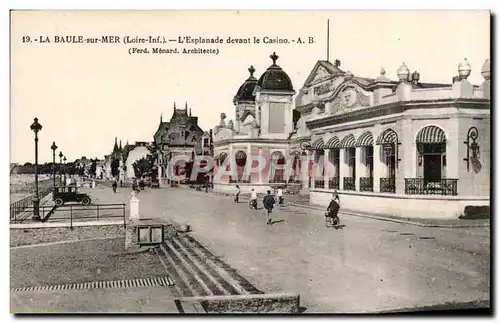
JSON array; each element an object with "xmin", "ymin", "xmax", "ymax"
[{"xmin": 423, "ymin": 154, "xmax": 441, "ymax": 184}]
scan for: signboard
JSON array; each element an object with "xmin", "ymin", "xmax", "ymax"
[{"xmin": 137, "ymin": 225, "xmax": 164, "ymax": 246}]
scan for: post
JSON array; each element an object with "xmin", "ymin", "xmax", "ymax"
[
  {"xmin": 30, "ymin": 118, "xmax": 42, "ymax": 221},
  {"xmin": 51, "ymin": 142, "xmax": 58, "ymax": 190},
  {"xmin": 129, "ymin": 191, "xmax": 140, "ymax": 221}
]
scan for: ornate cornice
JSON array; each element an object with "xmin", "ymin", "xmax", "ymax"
[
  {"xmin": 214, "ymin": 138, "xmax": 291, "ymax": 147},
  {"xmin": 305, "ymin": 98, "xmax": 490, "ymax": 130}
]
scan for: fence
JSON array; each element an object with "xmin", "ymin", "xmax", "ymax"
[
  {"xmin": 43, "ymin": 203, "xmax": 127, "ymax": 228},
  {"xmin": 10, "ymin": 187, "xmax": 53, "ymax": 222}
]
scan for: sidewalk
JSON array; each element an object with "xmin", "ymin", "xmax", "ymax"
[{"xmin": 291, "ymin": 201, "xmax": 490, "ymax": 228}]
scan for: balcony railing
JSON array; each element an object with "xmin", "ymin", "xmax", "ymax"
[
  {"xmin": 404, "ymin": 178, "xmax": 458, "ymax": 196},
  {"xmin": 314, "ymin": 179, "xmax": 325, "ymax": 188},
  {"xmin": 360, "ymin": 177, "xmax": 373, "ymax": 192},
  {"xmin": 328, "ymin": 177, "xmax": 339, "ymax": 190},
  {"xmin": 229, "ymin": 176, "xmax": 251, "ymax": 184},
  {"xmin": 270, "ymin": 179, "xmax": 287, "ymax": 184},
  {"xmin": 380, "ymin": 177, "xmax": 396, "ymax": 193},
  {"xmin": 343, "ymin": 177, "xmax": 355, "ymax": 191},
  {"xmin": 288, "ymin": 177, "xmax": 301, "ymax": 184}
]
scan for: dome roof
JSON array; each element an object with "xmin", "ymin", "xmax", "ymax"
[
  {"xmin": 234, "ymin": 66, "xmax": 258, "ymax": 104},
  {"xmin": 481, "ymin": 58, "xmax": 490, "ymax": 80},
  {"xmin": 257, "ymin": 52, "xmax": 294, "ymax": 92},
  {"xmin": 397, "ymin": 62, "xmax": 410, "ymax": 81}
]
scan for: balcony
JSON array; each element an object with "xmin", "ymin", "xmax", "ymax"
[
  {"xmin": 343, "ymin": 177, "xmax": 355, "ymax": 191},
  {"xmin": 328, "ymin": 177, "xmax": 339, "ymax": 190},
  {"xmin": 380, "ymin": 177, "xmax": 396, "ymax": 193},
  {"xmin": 314, "ymin": 179, "xmax": 325, "ymax": 188},
  {"xmin": 404, "ymin": 178, "xmax": 458, "ymax": 196},
  {"xmin": 288, "ymin": 177, "xmax": 301, "ymax": 184},
  {"xmin": 270, "ymin": 179, "xmax": 287, "ymax": 184},
  {"xmin": 359, "ymin": 177, "xmax": 373, "ymax": 192}
]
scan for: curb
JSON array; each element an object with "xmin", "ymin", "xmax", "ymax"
[{"xmin": 290, "ymin": 203, "xmax": 490, "ymax": 228}]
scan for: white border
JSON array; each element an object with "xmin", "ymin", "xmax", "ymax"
[{"xmin": 3, "ymin": 1, "xmax": 497, "ymax": 322}]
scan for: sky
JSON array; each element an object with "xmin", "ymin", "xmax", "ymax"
[{"xmin": 10, "ymin": 10, "xmax": 490, "ymax": 164}]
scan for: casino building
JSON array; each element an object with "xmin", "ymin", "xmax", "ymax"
[{"xmin": 212, "ymin": 53, "xmax": 490, "ymax": 219}]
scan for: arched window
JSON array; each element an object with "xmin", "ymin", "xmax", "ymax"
[
  {"xmin": 415, "ymin": 125, "xmax": 447, "ymax": 187},
  {"xmin": 235, "ymin": 151, "xmax": 247, "ymax": 182},
  {"xmin": 270, "ymin": 151, "xmax": 286, "ymax": 183}
]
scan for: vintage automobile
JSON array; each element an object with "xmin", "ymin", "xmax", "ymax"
[{"xmin": 52, "ymin": 186, "xmax": 92, "ymax": 206}]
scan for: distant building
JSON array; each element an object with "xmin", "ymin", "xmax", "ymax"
[{"xmin": 154, "ymin": 102, "xmax": 213, "ymax": 185}]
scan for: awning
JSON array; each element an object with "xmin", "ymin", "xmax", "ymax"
[
  {"xmin": 339, "ymin": 134, "xmax": 356, "ymax": 148},
  {"xmin": 355, "ymin": 131, "xmax": 373, "ymax": 147},
  {"xmin": 416, "ymin": 126, "xmax": 446, "ymax": 144},
  {"xmin": 325, "ymin": 136, "xmax": 340, "ymax": 149},
  {"xmin": 376, "ymin": 128, "xmax": 398, "ymax": 145},
  {"xmin": 311, "ymin": 138, "xmax": 325, "ymax": 150}
]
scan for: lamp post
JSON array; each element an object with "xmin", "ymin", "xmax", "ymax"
[
  {"xmin": 63, "ymin": 156, "xmax": 67, "ymax": 185},
  {"xmin": 59, "ymin": 151, "xmax": 63, "ymax": 185},
  {"xmin": 51, "ymin": 142, "xmax": 58, "ymax": 190},
  {"xmin": 30, "ymin": 118, "xmax": 42, "ymax": 221}
]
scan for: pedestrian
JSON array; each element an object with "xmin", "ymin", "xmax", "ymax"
[
  {"xmin": 249, "ymin": 188, "xmax": 258, "ymax": 210},
  {"xmin": 234, "ymin": 185, "xmax": 240, "ymax": 203},
  {"xmin": 112, "ymin": 180, "xmax": 117, "ymax": 193},
  {"xmin": 263, "ymin": 190, "xmax": 276, "ymax": 225},
  {"xmin": 277, "ymin": 187, "xmax": 284, "ymax": 206}
]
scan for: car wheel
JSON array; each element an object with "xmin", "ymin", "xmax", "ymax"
[
  {"xmin": 82, "ymin": 196, "xmax": 91, "ymax": 205},
  {"xmin": 54, "ymin": 198, "xmax": 64, "ymax": 206}
]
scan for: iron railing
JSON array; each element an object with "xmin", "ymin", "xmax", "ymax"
[
  {"xmin": 46, "ymin": 203, "xmax": 126, "ymax": 228},
  {"xmin": 287, "ymin": 178, "xmax": 302, "ymax": 184},
  {"xmin": 360, "ymin": 177, "xmax": 374, "ymax": 192},
  {"xmin": 314, "ymin": 179, "xmax": 325, "ymax": 189},
  {"xmin": 10, "ymin": 203, "xmax": 56, "ymax": 224},
  {"xmin": 404, "ymin": 178, "xmax": 458, "ymax": 196},
  {"xmin": 269, "ymin": 179, "xmax": 286, "ymax": 184},
  {"xmin": 343, "ymin": 177, "xmax": 355, "ymax": 191},
  {"xmin": 328, "ymin": 177, "xmax": 339, "ymax": 190},
  {"xmin": 229, "ymin": 177, "xmax": 251, "ymax": 184},
  {"xmin": 10, "ymin": 187, "xmax": 53, "ymax": 221},
  {"xmin": 380, "ymin": 177, "xmax": 396, "ymax": 193}
]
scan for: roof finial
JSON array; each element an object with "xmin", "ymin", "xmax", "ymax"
[
  {"xmin": 160, "ymin": 112, "xmax": 163, "ymax": 123},
  {"xmin": 189, "ymin": 108, "xmax": 192, "ymax": 117},
  {"xmin": 248, "ymin": 65, "xmax": 255, "ymax": 76},
  {"xmin": 270, "ymin": 52, "xmax": 279, "ymax": 65},
  {"xmin": 173, "ymin": 102, "xmax": 176, "ymax": 111},
  {"xmin": 185, "ymin": 101, "xmax": 188, "ymax": 110}
]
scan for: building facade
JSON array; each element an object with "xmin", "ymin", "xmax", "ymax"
[
  {"xmin": 213, "ymin": 52, "xmax": 490, "ymax": 219},
  {"xmin": 154, "ymin": 102, "xmax": 213, "ymax": 185}
]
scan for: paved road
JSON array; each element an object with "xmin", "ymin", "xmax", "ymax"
[{"xmin": 85, "ymin": 186, "xmax": 490, "ymax": 313}]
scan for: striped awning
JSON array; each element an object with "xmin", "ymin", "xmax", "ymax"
[
  {"xmin": 376, "ymin": 128, "xmax": 398, "ymax": 145},
  {"xmin": 290, "ymin": 151, "xmax": 301, "ymax": 156},
  {"xmin": 311, "ymin": 138, "xmax": 325, "ymax": 150},
  {"xmin": 416, "ymin": 126, "xmax": 446, "ymax": 144},
  {"xmin": 339, "ymin": 134, "xmax": 356, "ymax": 148},
  {"xmin": 325, "ymin": 136, "xmax": 340, "ymax": 149},
  {"xmin": 355, "ymin": 131, "xmax": 373, "ymax": 147}
]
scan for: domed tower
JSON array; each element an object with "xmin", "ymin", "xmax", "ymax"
[
  {"xmin": 254, "ymin": 52, "xmax": 295, "ymax": 137},
  {"xmin": 233, "ymin": 65, "xmax": 258, "ymax": 133}
]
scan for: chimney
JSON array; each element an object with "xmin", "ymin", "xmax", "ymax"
[{"xmin": 334, "ymin": 59, "xmax": 341, "ymax": 67}]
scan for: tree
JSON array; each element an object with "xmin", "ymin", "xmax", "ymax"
[
  {"xmin": 133, "ymin": 157, "xmax": 154, "ymax": 179},
  {"xmin": 111, "ymin": 158, "xmax": 120, "ymax": 178},
  {"xmin": 89, "ymin": 159, "xmax": 97, "ymax": 178}
]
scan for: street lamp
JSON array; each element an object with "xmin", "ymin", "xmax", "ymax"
[
  {"xmin": 63, "ymin": 156, "xmax": 67, "ymax": 185},
  {"xmin": 51, "ymin": 142, "xmax": 58, "ymax": 190},
  {"xmin": 59, "ymin": 151, "xmax": 63, "ymax": 185},
  {"xmin": 30, "ymin": 118, "xmax": 42, "ymax": 221}
]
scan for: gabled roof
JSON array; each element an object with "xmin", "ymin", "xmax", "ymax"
[{"xmin": 302, "ymin": 60, "xmax": 345, "ymax": 87}]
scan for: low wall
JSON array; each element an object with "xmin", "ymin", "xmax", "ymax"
[
  {"xmin": 181, "ymin": 293, "xmax": 300, "ymax": 313},
  {"xmin": 310, "ymin": 189, "xmax": 490, "ymax": 219},
  {"xmin": 10, "ymin": 223, "xmax": 125, "ymax": 247}
]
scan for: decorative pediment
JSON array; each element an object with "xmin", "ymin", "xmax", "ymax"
[
  {"xmin": 328, "ymin": 83, "xmax": 372, "ymax": 115},
  {"xmin": 242, "ymin": 113, "xmax": 255, "ymax": 125},
  {"xmin": 304, "ymin": 62, "xmax": 333, "ymax": 87}
]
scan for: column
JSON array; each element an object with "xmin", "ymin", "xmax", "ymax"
[
  {"xmin": 339, "ymin": 149, "xmax": 348, "ymax": 190},
  {"xmin": 324, "ymin": 148, "xmax": 331, "ymax": 189},
  {"xmin": 373, "ymin": 144, "xmax": 381, "ymax": 193},
  {"xmin": 397, "ymin": 119, "xmax": 412, "ymax": 194},
  {"xmin": 301, "ymin": 152, "xmax": 310, "ymax": 189},
  {"xmin": 311, "ymin": 150, "xmax": 317, "ymax": 189},
  {"xmin": 355, "ymin": 147, "xmax": 363, "ymax": 191}
]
